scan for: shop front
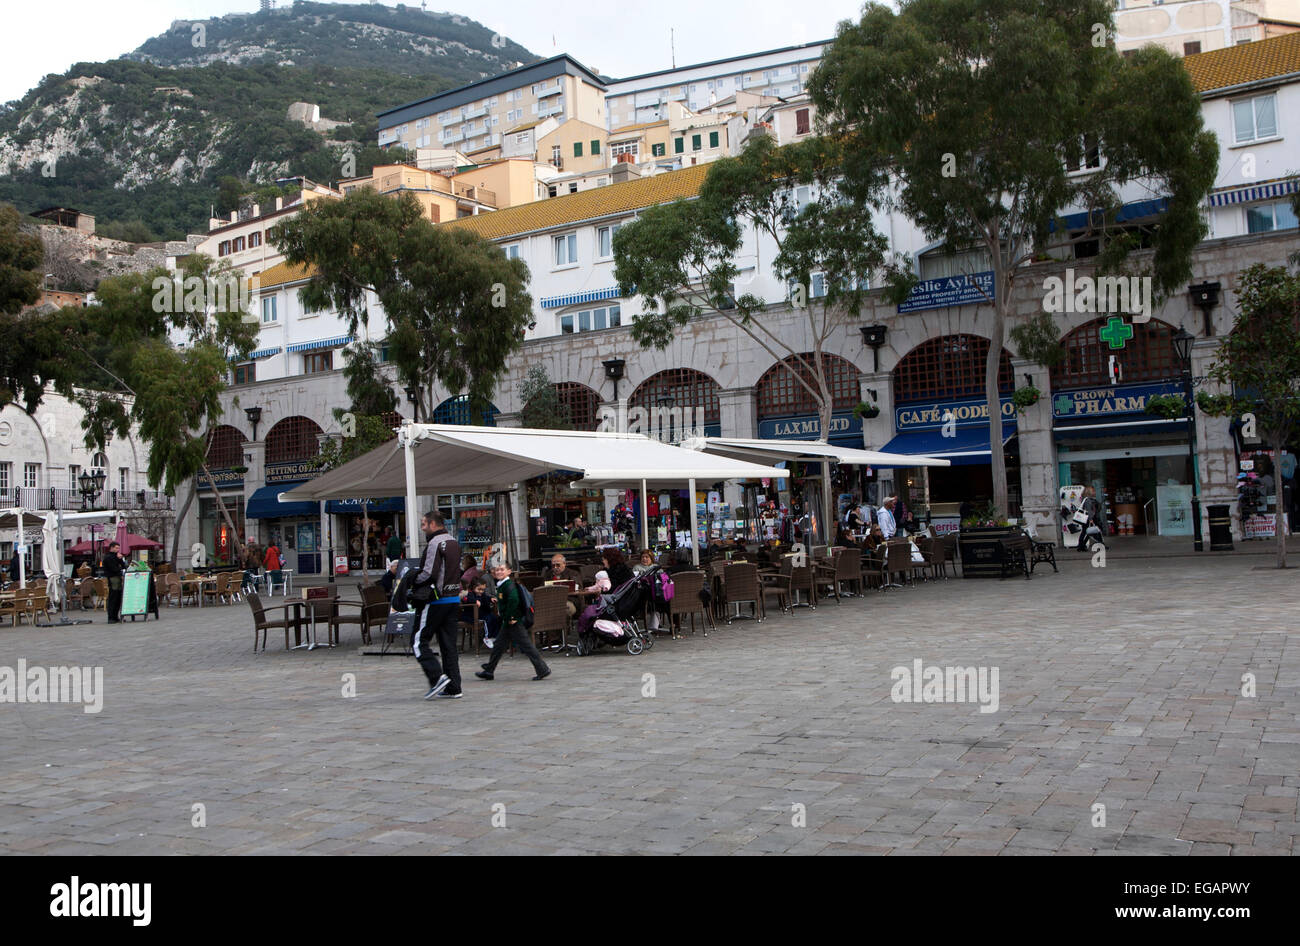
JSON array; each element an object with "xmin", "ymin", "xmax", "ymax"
[
  {"xmin": 435, "ymin": 493, "xmax": 497, "ymax": 562},
  {"xmin": 325, "ymin": 497, "xmax": 405, "ymax": 572},
  {"xmin": 196, "ymin": 467, "xmax": 245, "ymax": 567},
  {"xmin": 1052, "ymin": 382, "xmax": 1193, "ymax": 537},
  {"xmin": 247, "ymin": 459, "xmax": 324, "ymax": 574}
]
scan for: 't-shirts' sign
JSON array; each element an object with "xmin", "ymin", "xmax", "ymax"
[
  {"xmin": 897, "ymin": 271, "xmax": 995, "ymax": 313},
  {"xmin": 1052, "ymin": 382, "xmax": 1184, "ymax": 419},
  {"xmin": 895, "ymin": 396, "xmax": 1017, "ymax": 431},
  {"xmin": 757, "ymin": 411, "xmax": 858, "ymax": 441}
]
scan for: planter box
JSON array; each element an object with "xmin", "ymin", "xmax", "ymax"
[{"xmin": 958, "ymin": 526, "xmax": 1021, "ymax": 579}]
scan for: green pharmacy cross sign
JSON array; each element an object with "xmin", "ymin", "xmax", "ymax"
[
  {"xmin": 1053, "ymin": 394, "xmax": 1075, "ymax": 415},
  {"xmin": 1099, "ymin": 316, "xmax": 1134, "ymax": 349}
]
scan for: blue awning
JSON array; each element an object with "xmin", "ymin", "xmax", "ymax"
[
  {"xmin": 539, "ymin": 287, "xmax": 621, "ymax": 309},
  {"xmin": 1208, "ymin": 177, "xmax": 1298, "ymax": 207},
  {"xmin": 880, "ymin": 427, "xmax": 1015, "ymax": 466},
  {"xmin": 228, "ymin": 345, "xmax": 282, "ymax": 363},
  {"xmin": 286, "ymin": 335, "xmax": 354, "ymax": 353},
  {"xmin": 246, "ymin": 484, "xmax": 320, "ymax": 519},
  {"xmin": 1052, "ymin": 197, "xmax": 1169, "ymax": 233},
  {"xmin": 325, "ymin": 497, "xmax": 405, "ymax": 514}
]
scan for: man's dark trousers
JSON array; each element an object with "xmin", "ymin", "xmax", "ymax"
[
  {"xmin": 106, "ymin": 578, "xmax": 123, "ymax": 622},
  {"xmin": 483, "ymin": 620, "xmax": 550, "ymax": 676},
  {"xmin": 414, "ymin": 601, "xmax": 461, "ymax": 693}
]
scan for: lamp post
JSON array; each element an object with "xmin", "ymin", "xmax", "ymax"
[
  {"xmin": 603, "ymin": 358, "xmax": 626, "ymax": 401},
  {"xmin": 1188, "ymin": 281, "xmax": 1220, "ymax": 338},
  {"xmin": 1172, "ymin": 328, "xmax": 1203, "ymax": 552},
  {"xmin": 860, "ymin": 324, "xmax": 887, "ymax": 372},
  {"xmin": 78, "ymin": 469, "xmax": 106, "ymax": 567},
  {"xmin": 405, "ymin": 385, "xmax": 420, "ymax": 423},
  {"xmin": 244, "ymin": 405, "xmax": 263, "ymax": 442}
]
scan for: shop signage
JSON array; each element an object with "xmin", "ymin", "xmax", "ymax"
[
  {"xmin": 1244, "ymin": 513, "xmax": 1288, "ymax": 539},
  {"xmin": 895, "ymin": 396, "xmax": 1016, "ymax": 432},
  {"xmin": 1052, "ymin": 382, "xmax": 1183, "ymax": 419},
  {"xmin": 265, "ymin": 461, "xmax": 320, "ymax": 484},
  {"xmin": 196, "ymin": 468, "xmax": 244, "ymax": 490},
  {"xmin": 897, "ymin": 271, "xmax": 995, "ymax": 313},
  {"xmin": 757, "ymin": 411, "xmax": 858, "ymax": 440}
]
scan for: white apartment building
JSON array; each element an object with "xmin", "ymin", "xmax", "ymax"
[
  {"xmin": 603, "ymin": 41, "xmax": 829, "ymax": 129},
  {"xmin": 377, "ymin": 55, "xmax": 607, "ymax": 154},
  {"xmin": 197, "ymin": 180, "xmax": 342, "ymax": 279}
]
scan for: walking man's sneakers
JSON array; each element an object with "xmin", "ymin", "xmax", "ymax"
[{"xmin": 423, "ymin": 674, "xmax": 451, "ymax": 700}]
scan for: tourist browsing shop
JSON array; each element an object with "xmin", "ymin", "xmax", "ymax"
[{"xmin": 1050, "ymin": 318, "xmax": 1195, "ymax": 538}]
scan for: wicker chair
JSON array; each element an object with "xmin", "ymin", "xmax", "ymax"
[
  {"xmin": 881, "ymin": 541, "xmax": 912, "ymax": 591},
  {"xmin": 247, "ymin": 592, "xmax": 297, "ymax": 652},
  {"xmin": 666, "ymin": 570, "xmax": 713, "ymax": 637},
  {"xmin": 78, "ymin": 577, "xmax": 97, "ymax": 610},
  {"xmin": 760, "ymin": 567, "xmax": 791, "ymax": 615},
  {"xmin": 528, "ymin": 584, "xmax": 572, "ymax": 652},
  {"xmin": 92, "ymin": 578, "xmax": 109, "ymax": 610},
  {"xmin": 911, "ymin": 537, "xmax": 938, "ymax": 582},
  {"xmin": 721, "ymin": 562, "xmax": 763, "ymax": 623},
  {"xmin": 332, "ymin": 584, "xmax": 389, "ymax": 646},
  {"xmin": 784, "ymin": 560, "xmax": 818, "ymax": 609}
]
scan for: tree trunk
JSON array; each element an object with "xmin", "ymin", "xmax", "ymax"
[
  {"xmin": 987, "ymin": 297, "xmax": 1009, "ymax": 516},
  {"xmin": 171, "ymin": 486, "xmax": 195, "ymax": 570},
  {"xmin": 815, "ymin": 349, "xmax": 834, "ymax": 548},
  {"xmin": 1275, "ymin": 442, "xmax": 1287, "ymax": 569}
]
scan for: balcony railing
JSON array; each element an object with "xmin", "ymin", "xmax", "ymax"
[
  {"xmin": 452, "ymin": 182, "xmax": 498, "ymax": 206},
  {"xmin": 0, "ymin": 487, "xmax": 175, "ymax": 513}
]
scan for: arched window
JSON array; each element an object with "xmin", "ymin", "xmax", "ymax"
[
  {"xmin": 206, "ymin": 425, "xmax": 246, "ymax": 468},
  {"xmin": 91, "ymin": 451, "xmax": 108, "ymax": 470},
  {"xmin": 525, "ymin": 382, "xmax": 602, "ymax": 431},
  {"xmin": 265, "ymin": 417, "xmax": 324, "ymax": 464},
  {"xmin": 755, "ymin": 352, "xmax": 860, "ymax": 418},
  {"xmin": 432, "ymin": 395, "xmax": 499, "ymax": 426},
  {"xmin": 893, "ymin": 334, "xmax": 1014, "ymax": 403},
  {"xmin": 1050, "ymin": 318, "xmax": 1180, "ymax": 389},
  {"xmin": 629, "ymin": 369, "xmax": 721, "ymax": 426}
]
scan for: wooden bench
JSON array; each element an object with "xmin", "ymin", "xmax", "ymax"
[
  {"xmin": 998, "ymin": 535, "xmax": 1032, "ymax": 580},
  {"xmin": 1027, "ymin": 532, "xmax": 1058, "ymax": 574}
]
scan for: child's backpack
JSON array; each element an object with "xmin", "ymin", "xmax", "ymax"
[{"xmin": 516, "ymin": 581, "xmax": 536, "ymax": 630}]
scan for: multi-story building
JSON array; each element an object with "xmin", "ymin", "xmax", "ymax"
[
  {"xmin": 174, "ymin": 37, "xmax": 1300, "ymax": 569},
  {"xmin": 198, "ymin": 180, "xmax": 341, "ymax": 279},
  {"xmin": 603, "ymin": 41, "xmax": 829, "ymax": 128},
  {"xmin": 1115, "ymin": 0, "xmax": 1264, "ymax": 55},
  {"xmin": 339, "ymin": 163, "xmax": 498, "ymax": 221},
  {"xmin": 377, "ymin": 55, "xmax": 607, "ymax": 155}
]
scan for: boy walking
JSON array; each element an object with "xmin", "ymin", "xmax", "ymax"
[{"xmin": 476, "ymin": 562, "xmax": 550, "ymax": 682}]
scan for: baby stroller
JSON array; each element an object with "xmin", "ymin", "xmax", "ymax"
[{"xmin": 575, "ymin": 566, "xmax": 661, "ymax": 656}]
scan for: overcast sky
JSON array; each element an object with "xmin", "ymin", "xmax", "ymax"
[{"xmin": 4, "ymin": 0, "xmax": 870, "ymax": 103}]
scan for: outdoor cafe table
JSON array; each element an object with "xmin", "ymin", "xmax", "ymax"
[{"xmin": 179, "ymin": 575, "xmax": 218, "ymax": 607}]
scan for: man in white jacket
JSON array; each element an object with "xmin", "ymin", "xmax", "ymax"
[{"xmin": 878, "ymin": 497, "xmax": 898, "ymax": 540}]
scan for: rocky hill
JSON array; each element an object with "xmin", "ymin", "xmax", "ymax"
[{"xmin": 0, "ymin": 2, "xmax": 537, "ymax": 241}]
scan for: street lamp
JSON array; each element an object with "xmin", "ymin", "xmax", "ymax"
[
  {"xmin": 1188, "ymin": 281, "xmax": 1220, "ymax": 338},
  {"xmin": 1172, "ymin": 328, "xmax": 1203, "ymax": 552},
  {"xmin": 603, "ymin": 358, "xmax": 627, "ymax": 400},
  {"xmin": 405, "ymin": 385, "xmax": 420, "ymax": 422},
  {"xmin": 244, "ymin": 405, "xmax": 263, "ymax": 441},
  {"xmin": 860, "ymin": 324, "xmax": 887, "ymax": 372}
]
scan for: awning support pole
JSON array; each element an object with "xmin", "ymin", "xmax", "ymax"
[
  {"xmin": 640, "ymin": 479, "xmax": 649, "ymax": 553},
  {"xmin": 688, "ymin": 478, "xmax": 699, "ymax": 566},
  {"xmin": 17, "ymin": 507, "xmax": 26, "ymax": 590},
  {"xmin": 404, "ymin": 427, "xmax": 420, "ymax": 559}
]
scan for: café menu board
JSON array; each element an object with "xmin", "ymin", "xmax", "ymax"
[{"xmin": 120, "ymin": 570, "xmax": 151, "ymax": 617}]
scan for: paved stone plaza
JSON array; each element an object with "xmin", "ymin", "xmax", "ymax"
[{"xmin": 0, "ymin": 554, "xmax": 1296, "ymax": 856}]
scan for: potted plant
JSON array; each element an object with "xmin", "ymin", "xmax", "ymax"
[
  {"xmin": 1144, "ymin": 393, "xmax": 1188, "ymax": 420},
  {"xmin": 958, "ymin": 502, "xmax": 1017, "ymax": 577},
  {"xmin": 1011, "ymin": 385, "xmax": 1041, "ymax": 413},
  {"xmin": 852, "ymin": 400, "xmax": 880, "ymax": 420}
]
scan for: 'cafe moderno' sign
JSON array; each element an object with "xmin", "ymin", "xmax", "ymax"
[{"xmin": 895, "ymin": 396, "xmax": 1017, "ymax": 431}]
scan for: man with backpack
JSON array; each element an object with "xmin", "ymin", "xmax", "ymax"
[
  {"xmin": 475, "ymin": 561, "xmax": 550, "ymax": 682},
  {"xmin": 409, "ymin": 511, "xmax": 465, "ymax": 700}
]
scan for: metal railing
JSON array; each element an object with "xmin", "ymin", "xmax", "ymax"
[{"xmin": 0, "ymin": 487, "xmax": 174, "ymax": 512}]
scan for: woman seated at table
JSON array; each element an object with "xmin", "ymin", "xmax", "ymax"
[
  {"xmin": 584, "ymin": 548, "xmax": 634, "ymax": 594},
  {"xmin": 836, "ymin": 522, "xmax": 861, "ymax": 549},
  {"xmin": 632, "ymin": 548, "xmax": 657, "ymax": 576},
  {"xmin": 863, "ymin": 524, "xmax": 886, "ymax": 552}
]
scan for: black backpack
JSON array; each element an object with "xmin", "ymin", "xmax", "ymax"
[{"xmin": 516, "ymin": 581, "xmax": 536, "ymax": 630}]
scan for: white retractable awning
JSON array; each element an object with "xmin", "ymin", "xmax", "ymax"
[{"xmin": 682, "ymin": 436, "xmax": 952, "ymax": 468}]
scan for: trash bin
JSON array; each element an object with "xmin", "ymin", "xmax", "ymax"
[{"xmin": 1208, "ymin": 504, "xmax": 1233, "ymax": 551}]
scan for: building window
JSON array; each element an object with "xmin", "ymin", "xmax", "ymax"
[
  {"xmin": 1051, "ymin": 318, "xmax": 1180, "ymax": 389},
  {"xmin": 692, "ymin": 134, "xmax": 702, "ymax": 151},
  {"xmin": 0, "ymin": 462, "xmax": 9, "ymax": 493},
  {"xmin": 261, "ymin": 297, "xmax": 277, "ymax": 323},
  {"xmin": 1246, "ymin": 200, "xmax": 1300, "ymax": 233},
  {"xmin": 504, "ymin": 244, "xmax": 521, "ymax": 260},
  {"xmin": 24, "ymin": 463, "xmax": 39, "ymax": 489},
  {"xmin": 569, "ymin": 183, "xmax": 578, "ymax": 194},
  {"xmin": 551, "ymin": 144, "xmax": 561, "ymax": 165},
  {"xmin": 249, "ymin": 231, "xmax": 262, "ymax": 248},
  {"xmin": 597, "ymin": 223, "xmax": 623, "ymax": 258},
  {"xmin": 709, "ymin": 131, "xmax": 719, "ymax": 148},
  {"xmin": 629, "ymin": 369, "xmax": 722, "ymax": 429},
  {"xmin": 674, "ymin": 137, "xmax": 684, "ymax": 154},
  {"xmin": 548, "ymin": 185, "xmax": 558, "ymax": 198},
  {"xmin": 66, "ymin": 464, "xmax": 80, "ymax": 489},
  {"xmin": 218, "ymin": 241, "xmax": 231, "ymax": 257},
  {"xmin": 574, "ymin": 141, "xmax": 584, "ymax": 157},
  {"xmin": 1232, "ymin": 93, "xmax": 1278, "ymax": 144},
  {"xmin": 756, "ymin": 353, "xmax": 862, "ymax": 418},
  {"xmin": 553, "ymin": 232, "xmax": 578, "ymax": 266},
  {"xmin": 119, "ymin": 467, "xmax": 130, "ymax": 492},
  {"xmin": 560, "ymin": 304, "xmax": 621, "ymax": 334},
  {"xmin": 894, "ymin": 334, "xmax": 1014, "ymax": 403},
  {"xmin": 610, "ymin": 140, "xmax": 639, "ymax": 158},
  {"xmin": 796, "ymin": 108, "xmax": 811, "ymax": 135},
  {"xmin": 1065, "ymin": 134, "xmax": 1102, "ymax": 173},
  {"xmin": 206, "ymin": 426, "xmax": 245, "ymax": 469},
  {"xmin": 1183, "ymin": 41, "xmax": 1202, "ymax": 55},
  {"xmin": 265, "ymin": 416, "xmax": 324, "ymax": 464},
  {"xmin": 652, "ymin": 142, "xmax": 666, "ymax": 157},
  {"xmin": 233, "ymin": 362, "xmax": 255, "ymax": 385},
  {"xmin": 917, "ymin": 246, "xmax": 993, "ymax": 280},
  {"xmin": 303, "ymin": 351, "xmax": 333, "ymax": 374}
]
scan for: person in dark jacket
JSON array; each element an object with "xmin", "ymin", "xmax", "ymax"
[
  {"xmin": 101, "ymin": 541, "xmax": 126, "ymax": 623},
  {"xmin": 7, "ymin": 549, "xmax": 19, "ymax": 584},
  {"xmin": 475, "ymin": 562, "xmax": 550, "ymax": 681},
  {"xmin": 1076, "ymin": 486, "xmax": 1106, "ymax": 552},
  {"xmin": 411, "ymin": 511, "xmax": 464, "ymax": 700},
  {"xmin": 385, "ymin": 528, "xmax": 404, "ymax": 566}
]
